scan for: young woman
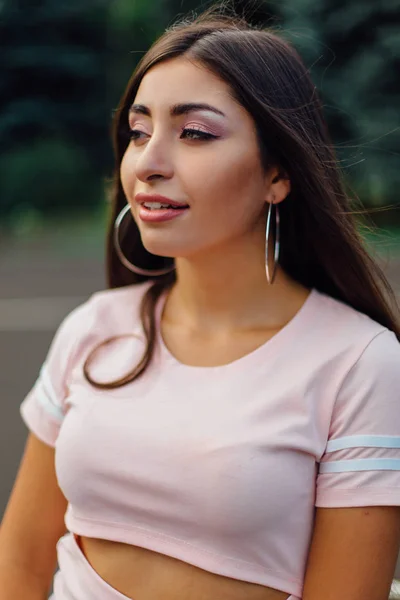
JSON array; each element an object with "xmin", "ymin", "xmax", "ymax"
[{"xmin": 1, "ymin": 6, "xmax": 400, "ymax": 600}]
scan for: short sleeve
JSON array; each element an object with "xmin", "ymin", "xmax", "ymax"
[
  {"xmin": 19, "ymin": 295, "xmax": 96, "ymax": 448},
  {"xmin": 316, "ymin": 328, "xmax": 400, "ymax": 507}
]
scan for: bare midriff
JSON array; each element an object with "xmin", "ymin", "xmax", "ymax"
[{"xmin": 75, "ymin": 535, "xmax": 292, "ymax": 600}]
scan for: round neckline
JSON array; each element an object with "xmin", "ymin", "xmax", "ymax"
[{"xmin": 155, "ymin": 286, "xmax": 318, "ymax": 372}]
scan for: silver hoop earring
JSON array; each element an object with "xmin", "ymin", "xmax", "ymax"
[
  {"xmin": 113, "ymin": 203, "xmax": 175, "ymax": 277},
  {"xmin": 265, "ymin": 201, "xmax": 280, "ymax": 285}
]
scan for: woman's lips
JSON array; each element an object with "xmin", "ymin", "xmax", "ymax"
[{"xmin": 138, "ymin": 205, "xmax": 190, "ymax": 222}]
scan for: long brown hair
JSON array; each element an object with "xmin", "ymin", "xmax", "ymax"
[{"xmin": 83, "ymin": 5, "xmax": 400, "ymax": 389}]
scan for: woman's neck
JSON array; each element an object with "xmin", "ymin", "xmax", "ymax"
[{"xmin": 163, "ymin": 251, "xmax": 309, "ymax": 334}]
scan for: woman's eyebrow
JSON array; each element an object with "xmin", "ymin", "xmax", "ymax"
[{"xmin": 129, "ymin": 102, "xmax": 226, "ymax": 118}]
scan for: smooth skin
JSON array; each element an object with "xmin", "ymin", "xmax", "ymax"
[
  {"xmin": 1, "ymin": 56, "xmax": 399, "ymax": 600},
  {"xmin": 0, "ymin": 433, "xmax": 68, "ymax": 597}
]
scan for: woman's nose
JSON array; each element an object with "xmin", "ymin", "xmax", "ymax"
[{"xmin": 134, "ymin": 135, "xmax": 174, "ymax": 182}]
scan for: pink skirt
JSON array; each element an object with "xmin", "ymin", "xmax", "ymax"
[{"xmin": 49, "ymin": 532, "xmax": 300, "ymax": 600}]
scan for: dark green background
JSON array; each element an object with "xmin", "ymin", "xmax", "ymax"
[{"xmin": 1, "ymin": 0, "xmax": 399, "ymax": 235}]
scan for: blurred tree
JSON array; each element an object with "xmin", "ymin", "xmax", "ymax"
[
  {"xmin": 280, "ymin": 0, "xmax": 400, "ymax": 217},
  {"xmin": 0, "ymin": 0, "xmax": 112, "ymax": 224},
  {"xmin": 0, "ymin": 0, "xmax": 398, "ymax": 229},
  {"xmin": 106, "ymin": 0, "xmax": 170, "ymax": 110}
]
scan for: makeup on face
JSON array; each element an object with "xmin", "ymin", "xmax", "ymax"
[
  {"xmin": 127, "ymin": 103, "xmax": 228, "ymax": 224},
  {"xmin": 135, "ymin": 193, "xmax": 190, "ymax": 223},
  {"xmin": 138, "ymin": 204, "xmax": 190, "ymax": 223},
  {"xmin": 127, "ymin": 102, "xmax": 229, "ymax": 139}
]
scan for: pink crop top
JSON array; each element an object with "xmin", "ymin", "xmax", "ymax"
[{"xmin": 20, "ymin": 281, "xmax": 400, "ymax": 598}]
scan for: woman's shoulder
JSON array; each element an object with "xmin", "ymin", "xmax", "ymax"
[
  {"xmin": 310, "ymin": 287, "xmax": 396, "ymax": 351},
  {"xmin": 86, "ymin": 280, "xmax": 154, "ymax": 328},
  {"xmin": 57, "ymin": 281, "xmax": 154, "ymax": 344},
  {"xmin": 91, "ymin": 280, "xmax": 152, "ymax": 308}
]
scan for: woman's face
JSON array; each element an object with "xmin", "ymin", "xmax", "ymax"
[{"xmin": 120, "ymin": 56, "xmax": 286, "ymax": 260}]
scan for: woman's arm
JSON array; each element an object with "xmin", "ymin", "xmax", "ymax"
[
  {"xmin": 302, "ymin": 505, "xmax": 400, "ymax": 600},
  {"xmin": 0, "ymin": 432, "xmax": 68, "ymax": 598},
  {"xmin": 0, "ymin": 564, "xmax": 50, "ymax": 600}
]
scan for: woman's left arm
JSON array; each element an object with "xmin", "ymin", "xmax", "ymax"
[
  {"xmin": 308, "ymin": 329, "xmax": 400, "ymax": 599},
  {"xmin": 302, "ymin": 505, "xmax": 400, "ymax": 600}
]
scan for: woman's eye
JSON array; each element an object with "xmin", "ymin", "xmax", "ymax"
[
  {"xmin": 127, "ymin": 128, "xmax": 217, "ymax": 142},
  {"xmin": 129, "ymin": 129, "xmax": 146, "ymax": 141},
  {"xmin": 180, "ymin": 128, "xmax": 217, "ymax": 141}
]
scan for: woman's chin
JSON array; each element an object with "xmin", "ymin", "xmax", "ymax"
[
  {"xmin": 141, "ymin": 238, "xmax": 191, "ymax": 260},
  {"xmin": 141, "ymin": 242, "xmax": 179, "ymax": 260}
]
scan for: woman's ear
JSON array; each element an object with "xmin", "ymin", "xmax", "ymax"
[{"xmin": 266, "ymin": 167, "xmax": 291, "ymax": 204}]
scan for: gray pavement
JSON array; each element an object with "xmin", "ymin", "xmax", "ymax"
[{"xmin": 0, "ymin": 231, "xmax": 106, "ymax": 517}]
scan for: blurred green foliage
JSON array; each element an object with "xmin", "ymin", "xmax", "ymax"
[
  {"xmin": 0, "ymin": 0, "xmax": 399, "ymax": 236},
  {"xmin": 0, "ymin": 0, "xmax": 112, "ymax": 233},
  {"xmin": 279, "ymin": 0, "xmax": 400, "ymax": 214}
]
